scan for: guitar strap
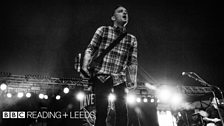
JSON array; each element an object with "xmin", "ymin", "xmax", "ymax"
[
  {"xmin": 90, "ymin": 31, "xmax": 127, "ymax": 83},
  {"xmin": 80, "ymin": 31, "xmax": 127, "ymax": 80},
  {"xmin": 95, "ymin": 31, "xmax": 127, "ymax": 61}
]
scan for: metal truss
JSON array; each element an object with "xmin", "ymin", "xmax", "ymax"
[
  {"xmin": 176, "ymin": 85, "xmax": 212, "ymax": 96},
  {"xmin": 1, "ymin": 72, "xmax": 213, "ymax": 97},
  {"xmin": 0, "ymin": 72, "xmax": 88, "ymax": 94}
]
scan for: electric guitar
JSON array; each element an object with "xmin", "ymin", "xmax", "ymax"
[
  {"xmin": 80, "ymin": 51, "xmax": 104, "ymax": 80},
  {"xmin": 80, "ymin": 32, "xmax": 127, "ymax": 81}
]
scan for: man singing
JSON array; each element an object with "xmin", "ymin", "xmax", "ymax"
[{"xmin": 81, "ymin": 5, "xmax": 138, "ymax": 126}]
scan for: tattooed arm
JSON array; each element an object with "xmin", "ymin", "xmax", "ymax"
[
  {"xmin": 127, "ymin": 36, "xmax": 138, "ymax": 89},
  {"xmin": 128, "ymin": 64, "xmax": 138, "ymax": 89},
  {"xmin": 81, "ymin": 26, "xmax": 104, "ymax": 78}
]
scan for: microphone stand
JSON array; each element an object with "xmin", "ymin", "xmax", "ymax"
[
  {"xmin": 192, "ymin": 72, "xmax": 224, "ymax": 100},
  {"xmin": 184, "ymin": 72, "xmax": 224, "ymax": 126}
]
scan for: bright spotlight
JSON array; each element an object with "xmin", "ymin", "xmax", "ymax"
[
  {"xmin": 26, "ymin": 92, "xmax": 31, "ymax": 98},
  {"xmin": 136, "ymin": 97, "xmax": 141, "ymax": 103},
  {"xmin": 126, "ymin": 94, "xmax": 136, "ymax": 104},
  {"xmin": 171, "ymin": 93, "xmax": 183, "ymax": 105},
  {"xmin": 56, "ymin": 95, "xmax": 61, "ymax": 100},
  {"xmin": 63, "ymin": 87, "xmax": 69, "ymax": 94},
  {"xmin": 151, "ymin": 98, "xmax": 155, "ymax": 103},
  {"xmin": 39, "ymin": 93, "xmax": 44, "ymax": 99},
  {"xmin": 143, "ymin": 98, "xmax": 148, "ymax": 103},
  {"xmin": 44, "ymin": 95, "xmax": 48, "ymax": 99},
  {"xmin": 76, "ymin": 92, "xmax": 85, "ymax": 101},
  {"xmin": 17, "ymin": 92, "xmax": 24, "ymax": 98},
  {"xmin": 108, "ymin": 93, "xmax": 116, "ymax": 102},
  {"xmin": 7, "ymin": 93, "xmax": 12, "ymax": 98},
  {"xmin": 157, "ymin": 87, "xmax": 172, "ymax": 103},
  {"xmin": 0, "ymin": 83, "xmax": 7, "ymax": 91}
]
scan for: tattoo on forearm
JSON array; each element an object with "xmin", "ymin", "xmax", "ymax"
[
  {"xmin": 83, "ymin": 52, "xmax": 91, "ymax": 68},
  {"xmin": 128, "ymin": 65, "xmax": 137, "ymax": 83}
]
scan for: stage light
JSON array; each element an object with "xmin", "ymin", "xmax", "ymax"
[
  {"xmin": 108, "ymin": 93, "xmax": 116, "ymax": 102},
  {"xmin": 63, "ymin": 87, "xmax": 69, "ymax": 94},
  {"xmin": 44, "ymin": 95, "xmax": 48, "ymax": 99},
  {"xmin": 76, "ymin": 91, "xmax": 85, "ymax": 101},
  {"xmin": 157, "ymin": 85, "xmax": 172, "ymax": 103},
  {"xmin": 17, "ymin": 92, "xmax": 24, "ymax": 98},
  {"xmin": 56, "ymin": 95, "xmax": 61, "ymax": 100},
  {"xmin": 151, "ymin": 98, "xmax": 155, "ymax": 103},
  {"xmin": 39, "ymin": 93, "xmax": 44, "ymax": 99},
  {"xmin": 143, "ymin": 98, "xmax": 148, "ymax": 103},
  {"xmin": 7, "ymin": 93, "xmax": 12, "ymax": 98},
  {"xmin": 126, "ymin": 94, "xmax": 136, "ymax": 104},
  {"xmin": 0, "ymin": 83, "xmax": 7, "ymax": 91},
  {"xmin": 158, "ymin": 89, "xmax": 171, "ymax": 102},
  {"xmin": 26, "ymin": 92, "xmax": 31, "ymax": 98},
  {"xmin": 136, "ymin": 97, "xmax": 141, "ymax": 103},
  {"xmin": 170, "ymin": 93, "xmax": 183, "ymax": 106}
]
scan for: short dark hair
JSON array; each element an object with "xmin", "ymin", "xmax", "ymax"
[
  {"xmin": 114, "ymin": 4, "xmax": 125, "ymax": 10},
  {"xmin": 112, "ymin": 4, "xmax": 128, "ymax": 15}
]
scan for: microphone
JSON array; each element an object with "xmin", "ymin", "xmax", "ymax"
[{"xmin": 182, "ymin": 72, "xmax": 193, "ymax": 76}]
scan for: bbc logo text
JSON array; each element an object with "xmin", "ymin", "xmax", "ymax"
[
  {"xmin": 2, "ymin": 111, "xmax": 25, "ymax": 118},
  {"xmin": 2, "ymin": 111, "xmax": 95, "ymax": 119}
]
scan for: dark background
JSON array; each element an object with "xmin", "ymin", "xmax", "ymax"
[{"xmin": 1, "ymin": 0, "xmax": 223, "ymax": 88}]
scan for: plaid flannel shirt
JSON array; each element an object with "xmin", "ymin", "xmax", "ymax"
[{"xmin": 85, "ymin": 26, "xmax": 137, "ymax": 85}]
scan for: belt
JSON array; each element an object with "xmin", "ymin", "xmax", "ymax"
[{"xmin": 96, "ymin": 74, "xmax": 111, "ymax": 83}]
